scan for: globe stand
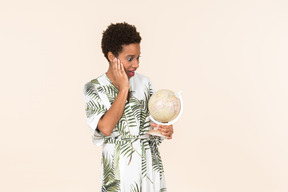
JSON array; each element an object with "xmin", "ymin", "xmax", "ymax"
[
  {"xmin": 147, "ymin": 91, "xmax": 183, "ymax": 139},
  {"xmin": 147, "ymin": 129, "xmax": 166, "ymax": 138}
]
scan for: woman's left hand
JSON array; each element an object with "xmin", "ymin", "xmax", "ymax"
[{"xmin": 150, "ymin": 123, "xmax": 174, "ymax": 139}]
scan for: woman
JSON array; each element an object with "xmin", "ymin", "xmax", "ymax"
[{"xmin": 83, "ymin": 22, "xmax": 174, "ymax": 191}]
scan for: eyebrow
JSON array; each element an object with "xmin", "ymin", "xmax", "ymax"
[{"xmin": 127, "ymin": 53, "xmax": 141, "ymax": 57}]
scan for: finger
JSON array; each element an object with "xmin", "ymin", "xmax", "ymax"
[
  {"xmin": 159, "ymin": 124, "xmax": 172, "ymax": 129},
  {"xmin": 150, "ymin": 122, "xmax": 158, "ymax": 127},
  {"xmin": 166, "ymin": 136, "xmax": 172, "ymax": 140},
  {"xmin": 120, "ymin": 63, "xmax": 125, "ymax": 76},
  {"xmin": 112, "ymin": 58, "xmax": 117, "ymax": 69},
  {"xmin": 161, "ymin": 132, "xmax": 170, "ymax": 136},
  {"xmin": 116, "ymin": 60, "xmax": 123, "ymax": 78},
  {"xmin": 158, "ymin": 126, "xmax": 170, "ymax": 133},
  {"xmin": 168, "ymin": 126, "xmax": 174, "ymax": 134},
  {"xmin": 116, "ymin": 59, "xmax": 121, "ymax": 74},
  {"xmin": 112, "ymin": 57, "xmax": 117, "ymax": 64},
  {"xmin": 112, "ymin": 58, "xmax": 119, "ymax": 75},
  {"xmin": 119, "ymin": 60, "xmax": 127, "ymax": 79},
  {"xmin": 158, "ymin": 128, "xmax": 168, "ymax": 133},
  {"xmin": 160, "ymin": 128, "xmax": 173, "ymax": 138},
  {"xmin": 166, "ymin": 133, "xmax": 172, "ymax": 139},
  {"xmin": 161, "ymin": 132, "xmax": 172, "ymax": 139}
]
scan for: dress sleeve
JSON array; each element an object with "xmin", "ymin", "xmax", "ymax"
[
  {"xmin": 83, "ymin": 82, "xmax": 107, "ymax": 146},
  {"xmin": 148, "ymin": 78, "xmax": 155, "ymax": 97}
]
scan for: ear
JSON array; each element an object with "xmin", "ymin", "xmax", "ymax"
[{"xmin": 107, "ymin": 52, "xmax": 116, "ymax": 63}]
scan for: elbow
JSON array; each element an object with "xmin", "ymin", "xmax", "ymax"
[
  {"xmin": 97, "ymin": 123, "xmax": 112, "ymax": 136},
  {"xmin": 100, "ymin": 129, "xmax": 112, "ymax": 136}
]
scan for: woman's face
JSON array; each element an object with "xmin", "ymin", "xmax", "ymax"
[{"xmin": 112, "ymin": 43, "xmax": 141, "ymax": 79}]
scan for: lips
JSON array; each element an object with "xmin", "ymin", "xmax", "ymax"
[{"xmin": 127, "ymin": 71, "xmax": 135, "ymax": 77}]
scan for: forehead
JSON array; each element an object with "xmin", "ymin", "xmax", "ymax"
[{"xmin": 121, "ymin": 43, "xmax": 141, "ymax": 55}]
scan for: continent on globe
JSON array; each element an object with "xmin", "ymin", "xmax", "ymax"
[{"xmin": 148, "ymin": 89, "xmax": 181, "ymax": 123}]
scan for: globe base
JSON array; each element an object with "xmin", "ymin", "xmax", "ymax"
[{"xmin": 147, "ymin": 129, "xmax": 166, "ymax": 138}]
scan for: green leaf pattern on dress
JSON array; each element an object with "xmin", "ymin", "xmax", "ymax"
[{"xmin": 83, "ymin": 73, "xmax": 166, "ymax": 191}]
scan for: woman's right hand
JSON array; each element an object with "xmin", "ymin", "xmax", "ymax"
[
  {"xmin": 111, "ymin": 58, "xmax": 129, "ymax": 91},
  {"xmin": 98, "ymin": 58, "xmax": 130, "ymax": 136}
]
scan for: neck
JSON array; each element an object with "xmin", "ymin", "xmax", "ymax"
[{"xmin": 105, "ymin": 66, "xmax": 115, "ymax": 83}]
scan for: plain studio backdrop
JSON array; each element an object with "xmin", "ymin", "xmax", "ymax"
[{"xmin": 1, "ymin": 0, "xmax": 287, "ymax": 191}]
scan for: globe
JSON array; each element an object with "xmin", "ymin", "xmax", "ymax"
[{"xmin": 148, "ymin": 89, "xmax": 182, "ymax": 123}]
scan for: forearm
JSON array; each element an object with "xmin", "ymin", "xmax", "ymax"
[{"xmin": 97, "ymin": 88, "xmax": 129, "ymax": 136}]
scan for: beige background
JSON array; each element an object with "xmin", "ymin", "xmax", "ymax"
[{"xmin": 1, "ymin": 0, "xmax": 288, "ymax": 191}]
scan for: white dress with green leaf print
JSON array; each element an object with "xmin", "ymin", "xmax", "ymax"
[{"xmin": 83, "ymin": 73, "xmax": 167, "ymax": 192}]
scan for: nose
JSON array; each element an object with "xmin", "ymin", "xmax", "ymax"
[{"xmin": 132, "ymin": 60, "xmax": 139, "ymax": 69}]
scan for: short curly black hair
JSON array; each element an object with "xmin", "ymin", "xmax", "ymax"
[{"xmin": 101, "ymin": 22, "xmax": 142, "ymax": 61}]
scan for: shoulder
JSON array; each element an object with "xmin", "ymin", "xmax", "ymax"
[
  {"xmin": 131, "ymin": 73, "xmax": 153, "ymax": 85},
  {"xmin": 130, "ymin": 73, "xmax": 154, "ymax": 96},
  {"xmin": 83, "ymin": 74, "xmax": 106, "ymax": 94}
]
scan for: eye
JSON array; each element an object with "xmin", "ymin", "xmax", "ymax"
[
  {"xmin": 137, "ymin": 55, "xmax": 141, "ymax": 60},
  {"xmin": 127, "ymin": 56, "xmax": 133, "ymax": 62}
]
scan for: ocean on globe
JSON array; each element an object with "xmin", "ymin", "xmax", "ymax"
[{"xmin": 148, "ymin": 89, "xmax": 181, "ymax": 123}]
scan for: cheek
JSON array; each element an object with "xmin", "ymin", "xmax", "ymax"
[{"xmin": 121, "ymin": 62, "xmax": 131, "ymax": 70}]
